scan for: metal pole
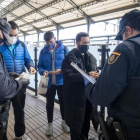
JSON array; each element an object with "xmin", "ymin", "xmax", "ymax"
[
  {"xmin": 57, "ymin": 27, "xmax": 59, "ymax": 40},
  {"xmin": 101, "ymin": 45, "xmax": 107, "ymax": 118},
  {"xmin": 34, "ymin": 46, "xmax": 38, "ymax": 96},
  {"xmin": 24, "ymin": 34, "xmax": 26, "ymax": 42},
  {"xmin": 33, "ymin": 32, "xmax": 40, "ymax": 98},
  {"xmin": 74, "ymin": 39, "xmax": 76, "ymax": 46},
  {"xmin": 117, "ymin": 19, "xmax": 120, "ymax": 45},
  {"xmin": 87, "ymin": 18, "xmax": 90, "ymax": 34},
  {"xmin": 101, "ymin": 45, "xmax": 106, "ymax": 70},
  {"xmin": 107, "ymin": 37, "xmax": 109, "ymax": 48}
]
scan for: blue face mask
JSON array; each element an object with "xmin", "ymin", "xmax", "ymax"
[
  {"xmin": 0, "ymin": 38, "xmax": 4, "ymax": 45},
  {"xmin": 49, "ymin": 43, "xmax": 55, "ymax": 50}
]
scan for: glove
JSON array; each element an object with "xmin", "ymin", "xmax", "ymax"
[
  {"xmin": 19, "ymin": 77, "xmax": 30, "ymax": 88},
  {"xmin": 9, "ymin": 72, "xmax": 20, "ymax": 78},
  {"xmin": 82, "ymin": 75, "xmax": 96, "ymax": 85}
]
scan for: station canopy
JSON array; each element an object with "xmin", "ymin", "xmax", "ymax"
[{"xmin": 0, "ymin": 0, "xmax": 140, "ymax": 36}]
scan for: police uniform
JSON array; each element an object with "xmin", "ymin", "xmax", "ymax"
[
  {"xmin": 0, "ymin": 52, "xmax": 22, "ymax": 140},
  {"xmin": 0, "ymin": 18, "xmax": 22, "ymax": 140},
  {"xmin": 84, "ymin": 10, "xmax": 140, "ymax": 139}
]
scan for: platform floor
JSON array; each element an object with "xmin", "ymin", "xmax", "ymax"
[{"xmin": 7, "ymin": 89, "xmax": 98, "ymax": 140}]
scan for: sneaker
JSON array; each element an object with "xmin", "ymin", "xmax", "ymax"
[
  {"xmin": 46, "ymin": 123, "xmax": 53, "ymax": 136},
  {"xmin": 61, "ymin": 120, "xmax": 70, "ymax": 133},
  {"xmin": 15, "ymin": 134, "xmax": 31, "ymax": 140}
]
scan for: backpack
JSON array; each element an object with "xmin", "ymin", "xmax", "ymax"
[{"xmin": 21, "ymin": 41, "xmax": 25, "ymax": 50}]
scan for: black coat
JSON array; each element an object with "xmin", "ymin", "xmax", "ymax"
[{"xmin": 61, "ymin": 48, "xmax": 97, "ymax": 133}]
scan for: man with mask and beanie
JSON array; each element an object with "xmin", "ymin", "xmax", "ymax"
[
  {"xmin": 38, "ymin": 31, "xmax": 70, "ymax": 136},
  {"xmin": 0, "ymin": 18, "xmax": 30, "ymax": 140},
  {"xmin": 83, "ymin": 9, "xmax": 140, "ymax": 140},
  {"xmin": 0, "ymin": 21, "xmax": 36, "ymax": 140},
  {"xmin": 61, "ymin": 32, "xmax": 99, "ymax": 140}
]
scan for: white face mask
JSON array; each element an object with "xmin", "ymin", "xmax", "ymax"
[{"xmin": 8, "ymin": 36, "xmax": 17, "ymax": 45}]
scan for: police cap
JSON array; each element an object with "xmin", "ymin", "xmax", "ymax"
[
  {"xmin": 0, "ymin": 18, "xmax": 11, "ymax": 42},
  {"xmin": 115, "ymin": 9, "xmax": 140, "ymax": 40}
]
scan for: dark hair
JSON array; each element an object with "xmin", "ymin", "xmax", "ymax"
[
  {"xmin": 44, "ymin": 31, "xmax": 55, "ymax": 41},
  {"xmin": 76, "ymin": 32, "xmax": 89, "ymax": 42},
  {"xmin": 8, "ymin": 21, "xmax": 19, "ymax": 30},
  {"xmin": 126, "ymin": 16, "xmax": 140, "ymax": 31}
]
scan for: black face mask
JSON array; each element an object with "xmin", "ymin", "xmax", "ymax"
[
  {"xmin": 78, "ymin": 45, "xmax": 89, "ymax": 53},
  {"xmin": 0, "ymin": 38, "xmax": 4, "ymax": 45}
]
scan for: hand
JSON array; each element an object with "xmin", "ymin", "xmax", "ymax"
[
  {"xmin": 9, "ymin": 72, "xmax": 20, "ymax": 78},
  {"xmin": 82, "ymin": 76, "xmax": 89, "ymax": 85},
  {"xmin": 89, "ymin": 71, "xmax": 100, "ymax": 79},
  {"xmin": 19, "ymin": 77, "xmax": 30, "ymax": 88},
  {"xmin": 43, "ymin": 71, "xmax": 49, "ymax": 77},
  {"xmin": 53, "ymin": 69, "xmax": 61, "ymax": 75},
  {"xmin": 29, "ymin": 67, "xmax": 36, "ymax": 74},
  {"xmin": 82, "ymin": 76, "xmax": 96, "ymax": 85}
]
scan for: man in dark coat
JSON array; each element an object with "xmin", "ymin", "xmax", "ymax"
[{"xmin": 61, "ymin": 32, "xmax": 99, "ymax": 140}]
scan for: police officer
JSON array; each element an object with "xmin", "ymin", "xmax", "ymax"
[
  {"xmin": 0, "ymin": 18, "xmax": 30, "ymax": 140},
  {"xmin": 83, "ymin": 9, "xmax": 140, "ymax": 140}
]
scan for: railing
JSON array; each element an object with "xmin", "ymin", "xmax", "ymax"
[{"xmin": 27, "ymin": 34, "xmax": 118, "ymax": 97}]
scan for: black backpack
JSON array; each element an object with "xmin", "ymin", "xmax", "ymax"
[{"xmin": 21, "ymin": 41, "xmax": 25, "ymax": 50}]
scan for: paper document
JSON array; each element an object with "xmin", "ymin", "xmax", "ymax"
[
  {"xmin": 71, "ymin": 62, "xmax": 96, "ymax": 84},
  {"xmin": 15, "ymin": 72, "xmax": 34, "ymax": 80}
]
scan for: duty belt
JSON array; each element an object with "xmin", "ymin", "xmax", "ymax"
[{"xmin": 130, "ymin": 76, "xmax": 140, "ymax": 79}]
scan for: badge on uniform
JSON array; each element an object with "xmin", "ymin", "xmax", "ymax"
[{"xmin": 108, "ymin": 52, "xmax": 121, "ymax": 64}]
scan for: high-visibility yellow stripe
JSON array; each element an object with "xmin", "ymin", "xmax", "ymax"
[{"xmin": 112, "ymin": 52, "xmax": 121, "ymax": 56}]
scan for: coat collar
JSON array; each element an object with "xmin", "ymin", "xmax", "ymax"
[{"xmin": 74, "ymin": 48, "xmax": 90, "ymax": 57}]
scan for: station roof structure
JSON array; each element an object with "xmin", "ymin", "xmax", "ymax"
[{"xmin": 0, "ymin": 0, "xmax": 140, "ymax": 36}]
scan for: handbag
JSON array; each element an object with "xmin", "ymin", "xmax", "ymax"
[{"xmin": 37, "ymin": 75, "xmax": 49, "ymax": 95}]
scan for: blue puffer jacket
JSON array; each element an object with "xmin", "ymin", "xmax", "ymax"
[
  {"xmin": 0, "ymin": 39, "xmax": 34, "ymax": 74},
  {"xmin": 38, "ymin": 41, "xmax": 69, "ymax": 87}
]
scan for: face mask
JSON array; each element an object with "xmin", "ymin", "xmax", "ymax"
[
  {"xmin": 78, "ymin": 45, "xmax": 89, "ymax": 53},
  {"xmin": 49, "ymin": 43, "xmax": 55, "ymax": 50},
  {"xmin": 0, "ymin": 38, "xmax": 4, "ymax": 45},
  {"xmin": 8, "ymin": 36, "xmax": 17, "ymax": 45}
]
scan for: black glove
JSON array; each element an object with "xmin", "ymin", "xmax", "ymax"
[
  {"xmin": 9, "ymin": 72, "xmax": 20, "ymax": 78},
  {"xmin": 19, "ymin": 78, "xmax": 30, "ymax": 88}
]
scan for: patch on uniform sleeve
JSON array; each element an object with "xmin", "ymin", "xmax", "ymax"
[{"xmin": 108, "ymin": 52, "xmax": 121, "ymax": 64}]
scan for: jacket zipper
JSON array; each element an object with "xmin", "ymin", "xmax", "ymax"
[{"xmin": 7, "ymin": 46, "xmax": 15, "ymax": 72}]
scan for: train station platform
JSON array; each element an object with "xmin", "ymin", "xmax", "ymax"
[{"xmin": 7, "ymin": 89, "xmax": 98, "ymax": 140}]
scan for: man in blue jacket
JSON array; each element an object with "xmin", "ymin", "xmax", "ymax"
[
  {"xmin": 0, "ymin": 21, "xmax": 36, "ymax": 140},
  {"xmin": 38, "ymin": 31, "xmax": 70, "ymax": 136}
]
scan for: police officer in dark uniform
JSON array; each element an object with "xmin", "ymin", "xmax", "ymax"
[
  {"xmin": 0, "ymin": 18, "xmax": 30, "ymax": 140},
  {"xmin": 83, "ymin": 9, "xmax": 140, "ymax": 139}
]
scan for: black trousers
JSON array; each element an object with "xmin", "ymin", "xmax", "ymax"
[
  {"xmin": 46, "ymin": 85, "xmax": 64, "ymax": 123},
  {"xmin": 70, "ymin": 100, "xmax": 91, "ymax": 140},
  {"xmin": 11, "ymin": 87, "xmax": 26, "ymax": 137},
  {"xmin": 0, "ymin": 100, "xmax": 10, "ymax": 140}
]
